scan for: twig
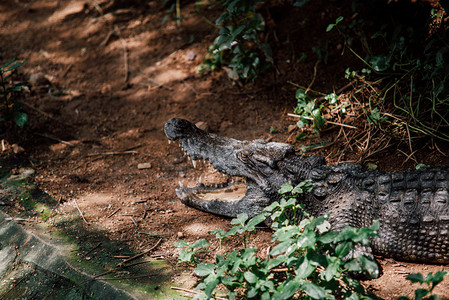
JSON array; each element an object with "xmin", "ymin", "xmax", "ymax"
[
  {"xmin": 87, "ymin": 150, "xmax": 138, "ymax": 157},
  {"xmin": 129, "ymin": 216, "xmax": 138, "ymax": 226},
  {"xmin": 116, "ymin": 238, "xmax": 162, "ymax": 267},
  {"xmin": 287, "ymin": 113, "xmax": 357, "ymax": 129},
  {"xmin": 61, "ymin": 63, "xmax": 73, "ymax": 78},
  {"xmin": 73, "ymin": 199, "xmax": 88, "ymax": 224},
  {"xmin": 35, "ymin": 133, "xmax": 75, "ymax": 146},
  {"xmin": 107, "ymin": 208, "xmax": 120, "ymax": 218},
  {"xmin": 114, "ymin": 25, "xmax": 129, "ymax": 83},
  {"xmin": 305, "ymin": 60, "xmax": 319, "ymax": 94},
  {"xmin": 97, "ymin": 274, "xmax": 158, "ymax": 280},
  {"xmin": 146, "ymin": 78, "xmax": 174, "ymax": 91},
  {"xmin": 84, "ymin": 240, "xmax": 162, "ymax": 284},
  {"xmin": 83, "ymin": 242, "xmax": 102, "ymax": 257}
]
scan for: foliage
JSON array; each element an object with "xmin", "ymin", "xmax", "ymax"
[
  {"xmin": 327, "ymin": 6, "xmax": 449, "ymax": 142},
  {"xmin": 199, "ymin": 0, "xmax": 272, "ymax": 82},
  {"xmin": 0, "ymin": 57, "xmax": 28, "ymax": 127},
  {"xmin": 175, "ymin": 181, "xmax": 381, "ymax": 299},
  {"xmin": 398, "ymin": 271, "xmax": 447, "ymax": 300}
]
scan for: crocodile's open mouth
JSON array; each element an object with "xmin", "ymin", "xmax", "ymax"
[{"xmin": 170, "ymin": 139, "xmax": 250, "ymax": 204}]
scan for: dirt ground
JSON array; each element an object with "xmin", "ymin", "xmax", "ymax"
[{"xmin": 1, "ymin": 0, "xmax": 449, "ymax": 299}]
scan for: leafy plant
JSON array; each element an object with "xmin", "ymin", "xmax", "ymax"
[
  {"xmin": 398, "ymin": 271, "xmax": 447, "ymax": 300},
  {"xmin": 0, "ymin": 57, "xmax": 28, "ymax": 127},
  {"xmin": 174, "ymin": 239, "xmax": 211, "ymax": 264},
  {"xmin": 293, "ymin": 88, "xmax": 326, "ymax": 131},
  {"xmin": 175, "ymin": 181, "xmax": 380, "ymax": 299},
  {"xmin": 328, "ymin": 9, "xmax": 449, "ymax": 142},
  {"xmin": 199, "ymin": 0, "xmax": 272, "ymax": 82}
]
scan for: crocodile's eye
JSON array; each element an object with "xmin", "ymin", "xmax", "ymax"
[{"xmin": 239, "ymin": 150, "xmax": 252, "ymax": 159}]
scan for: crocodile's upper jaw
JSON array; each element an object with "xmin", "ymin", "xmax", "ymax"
[{"xmin": 164, "ymin": 118, "xmax": 295, "ymax": 217}]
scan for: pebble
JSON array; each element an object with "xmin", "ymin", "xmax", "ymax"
[
  {"xmin": 137, "ymin": 163, "xmax": 152, "ymax": 169},
  {"xmin": 177, "ymin": 232, "xmax": 184, "ymax": 238},
  {"xmin": 185, "ymin": 51, "xmax": 197, "ymax": 61},
  {"xmin": 12, "ymin": 144, "xmax": 24, "ymax": 154},
  {"xmin": 29, "ymin": 73, "xmax": 51, "ymax": 87}
]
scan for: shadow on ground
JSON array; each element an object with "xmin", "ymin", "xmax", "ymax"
[{"xmin": 0, "ymin": 155, "xmax": 177, "ymax": 299}]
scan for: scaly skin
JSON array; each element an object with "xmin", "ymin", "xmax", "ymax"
[{"xmin": 165, "ymin": 118, "xmax": 449, "ymax": 264}]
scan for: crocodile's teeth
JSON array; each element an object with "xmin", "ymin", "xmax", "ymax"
[
  {"xmin": 179, "ymin": 181, "xmax": 184, "ymax": 188},
  {"xmin": 192, "ymin": 159, "xmax": 198, "ymax": 168},
  {"xmin": 168, "ymin": 140, "xmax": 172, "ymax": 144},
  {"xmin": 198, "ymin": 176, "xmax": 202, "ymax": 185}
]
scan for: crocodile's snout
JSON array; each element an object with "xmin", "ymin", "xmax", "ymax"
[{"xmin": 164, "ymin": 118, "xmax": 200, "ymax": 140}]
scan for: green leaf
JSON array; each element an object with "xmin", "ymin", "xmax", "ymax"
[
  {"xmin": 300, "ymin": 281, "xmax": 327, "ymax": 299},
  {"xmin": 14, "ymin": 112, "xmax": 28, "ymax": 127},
  {"xmin": 244, "ymin": 271, "xmax": 258, "ymax": 284},
  {"xmin": 414, "ymin": 288, "xmax": 429, "ymax": 300},
  {"xmin": 427, "ymin": 271, "xmax": 447, "ymax": 286},
  {"xmin": 191, "ymin": 239, "xmax": 211, "ymax": 249},
  {"xmin": 406, "ymin": 273, "xmax": 425, "ymax": 283},
  {"xmin": 0, "ymin": 57, "xmax": 18, "ymax": 70},
  {"xmin": 318, "ymin": 231, "xmax": 338, "ymax": 244},
  {"xmin": 326, "ymin": 24, "xmax": 336, "ymax": 32},
  {"xmin": 205, "ymin": 278, "xmax": 220, "ymax": 297},
  {"xmin": 246, "ymin": 213, "xmax": 267, "ymax": 229},
  {"xmin": 232, "ymin": 213, "xmax": 248, "ymax": 225},
  {"xmin": 278, "ymin": 183, "xmax": 293, "ymax": 194},
  {"xmin": 174, "ymin": 240, "xmax": 189, "ymax": 247},
  {"xmin": 277, "ymin": 280, "xmax": 300, "ymax": 299},
  {"xmin": 322, "ymin": 258, "xmax": 340, "ymax": 281},
  {"xmin": 344, "ymin": 259, "xmax": 362, "ymax": 272},
  {"xmin": 266, "ymin": 257, "xmax": 284, "ymax": 270},
  {"xmin": 335, "ymin": 241, "xmax": 352, "ymax": 258},
  {"xmin": 358, "ymin": 255, "xmax": 379, "ymax": 278},
  {"xmin": 295, "ymin": 257, "xmax": 315, "ymax": 278},
  {"xmin": 6, "ymin": 61, "xmax": 26, "ymax": 72},
  {"xmin": 195, "ymin": 263, "xmax": 215, "ymax": 277}
]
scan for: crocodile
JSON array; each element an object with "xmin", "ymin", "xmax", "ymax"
[{"xmin": 165, "ymin": 118, "xmax": 449, "ymax": 265}]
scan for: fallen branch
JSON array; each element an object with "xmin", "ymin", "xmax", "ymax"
[
  {"xmin": 35, "ymin": 133, "xmax": 75, "ymax": 146},
  {"xmin": 83, "ymin": 242, "xmax": 102, "ymax": 257},
  {"xmin": 87, "ymin": 150, "xmax": 138, "ymax": 157},
  {"xmin": 116, "ymin": 238, "xmax": 162, "ymax": 268},
  {"xmin": 287, "ymin": 113, "xmax": 357, "ymax": 129},
  {"xmin": 107, "ymin": 208, "xmax": 120, "ymax": 218}
]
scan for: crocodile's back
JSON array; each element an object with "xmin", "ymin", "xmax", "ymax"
[{"xmin": 306, "ymin": 164, "xmax": 449, "ymax": 263}]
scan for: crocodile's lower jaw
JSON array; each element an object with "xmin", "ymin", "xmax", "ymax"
[
  {"xmin": 177, "ymin": 181, "xmax": 247, "ymax": 203},
  {"xmin": 172, "ymin": 138, "xmax": 249, "ymax": 204}
]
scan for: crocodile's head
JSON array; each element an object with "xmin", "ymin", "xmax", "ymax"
[{"xmin": 164, "ymin": 118, "xmax": 298, "ymax": 218}]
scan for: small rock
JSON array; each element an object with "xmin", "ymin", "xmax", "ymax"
[
  {"xmin": 185, "ymin": 51, "xmax": 197, "ymax": 61},
  {"xmin": 29, "ymin": 73, "xmax": 51, "ymax": 87},
  {"xmin": 49, "ymin": 143, "xmax": 68, "ymax": 153},
  {"xmin": 177, "ymin": 232, "xmax": 184, "ymax": 238},
  {"xmin": 12, "ymin": 144, "xmax": 24, "ymax": 154},
  {"xmin": 195, "ymin": 121, "xmax": 209, "ymax": 132},
  {"xmin": 137, "ymin": 163, "xmax": 152, "ymax": 170}
]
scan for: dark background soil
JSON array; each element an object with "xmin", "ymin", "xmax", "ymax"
[{"xmin": 1, "ymin": 0, "xmax": 449, "ymax": 298}]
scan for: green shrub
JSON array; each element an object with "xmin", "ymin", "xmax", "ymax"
[
  {"xmin": 0, "ymin": 57, "xmax": 28, "ymax": 127},
  {"xmin": 199, "ymin": 0, "xmax": 272, "ymax": 82},
  {"xmin": 175, "ymin": 181, "xmax": 380, "ymax": 299}
]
